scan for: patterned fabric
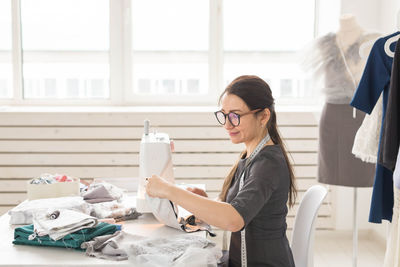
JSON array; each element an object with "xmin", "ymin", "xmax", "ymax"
[{"xmin": 352, "ymin": 93, "xmax": 383, "ymax": 163}]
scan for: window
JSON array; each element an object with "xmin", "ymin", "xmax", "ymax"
[
  {"xmin": 130, "ymin": 0, "xmax": 209, "ymax": 103},
  {"xmin": 2, "ymin": 0, "xmax": 340, "ymax": 105},
  {"xmin": 224, "ymin": 0, "xmax": 316, "ymax": 104},
  {"xmin": 20, "ymin": 0, "xmax": 109, "ymax": 100},
  {"xmin": 0, "ymin": 0, "xmax": 12, "ymax": 99}
]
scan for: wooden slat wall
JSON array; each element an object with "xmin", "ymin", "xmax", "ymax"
[{"xmin": 0, "ymin": 110, "xmax": 332, "ymax": 229}]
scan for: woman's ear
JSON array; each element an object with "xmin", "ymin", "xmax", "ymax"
[{"xmin": 260, "ymin": 108, "xmax": 270, "ymax": 127}]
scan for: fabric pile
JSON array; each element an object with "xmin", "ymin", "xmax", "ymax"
[
  {"xmin": 82, "ymin": 181, "xmax": 124, "ymax": 204},
  {"xmin": 81, "ymin": 231, "xmax": 222, "ymax": 266},
  {"xmin": 9, "ymin": 178, "xmax": 220, "ymax": 266},
  {"xmin": 31, "ymin": 209, "xmax": 99, "ymax": 241},
  {"xmin": 9, "ymin": 180, "xmax": 141, "ymax": 225},
  {"xmin": 8, "ymin": 196, "xmax": 91, "ymax": 225},
  {"xmin": 14, "ymin": 222, "xmax": 118, "ymax": 250},
  {"xmin": 11, "ymin": 180, "xmax": 137, "ymax": 252},
  {"xmin": 89, "ymin": 201, "xmax": 140, "ymax": 221}
]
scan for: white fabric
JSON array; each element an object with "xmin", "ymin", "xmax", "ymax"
[
  {"xmin": 126, "ymin": 233, "xmax": 221, "ymax": 267},
  {"xmin": 81, "ymin": 231, "xmax": 129, "ymax": 261},
  {"xmin": 81, "ymin": 231, "xmax": 221, "ymax": 266},
  {"xmin": 32, "ymin": 208, "xmax": 98, "ymax": 241},
  {"xmin": 394, "ymin": 147, "xmax": 400, "ymax": 190},
  {"xmin": 8, "ymin": 196, "xmax": 90, "ymax": 225},
  {"xmin": 90, "ymin": 200, "xmax": 135, "ymax": 219},
  {"xmin": 145, "ymin": 194, "xmax": 181, "ymax": 230},
  {"xmin": 352, "ymin": 93, "xmax": 383, "ymax": 163},
  {"xmin": 83, "ymin": 181, "xmax": 125, "ymax": 202},
  {"xmin": 383, "ymin": 187, "xmax": 400, "ymax": 267}
]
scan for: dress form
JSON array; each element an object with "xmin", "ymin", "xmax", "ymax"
[
  {"xmin": 337, "ymin": 14, "xmax": 363, "ymax": 51},
  {"xmin": 337, "ymin": 14, "xmax": 363, "ymax": 267}
]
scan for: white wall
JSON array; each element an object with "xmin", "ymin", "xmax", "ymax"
[
  {"xmin": 379, "ymin": 0, "xmax": 400, "ymax": 33},
  {"xmin": 340, "ymin": 0, "xmax": 400, "ymax": 33},
  {"xmin": 333, "ymin": 186, "xmax": 387, "ymax": 241},
  {"xmin": 340, "ymin": 0, "xmax": 381, "ymax": 31}
]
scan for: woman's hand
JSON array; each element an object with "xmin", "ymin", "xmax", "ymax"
[
  {"xmin": 145, "ymin": 174, "xmax": 173, "ymax": 199},
  {"xmin": 186, "ymin": 187, "xmax": 208, "ymax": 198}
]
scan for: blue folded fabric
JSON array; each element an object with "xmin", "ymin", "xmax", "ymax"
[{"xmin": 13, "ymin": 222, "xmax": 118, "ymax": 250}]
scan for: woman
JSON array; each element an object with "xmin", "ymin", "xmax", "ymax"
[{"xmin": 146, "ymin": 75, "xmax": 296, "ymax": 267}]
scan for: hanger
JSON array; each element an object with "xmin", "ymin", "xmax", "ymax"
[{"xmin": 383, "ymin": 10, "xmax": 400, "ymax": 57}]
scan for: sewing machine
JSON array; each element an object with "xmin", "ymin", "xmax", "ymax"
[{"xmin": 136, "ymin": 120, "xmax": 175, "ymax": 213}]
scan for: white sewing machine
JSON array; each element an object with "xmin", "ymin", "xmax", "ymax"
[{"xmin": 136, "ymin": 120, "xmax": 175, "ymax": 213}]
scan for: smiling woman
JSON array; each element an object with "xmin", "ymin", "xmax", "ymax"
[{"xmin": 145, "ymin": 75, "xmax": 297, "ymax": 266}]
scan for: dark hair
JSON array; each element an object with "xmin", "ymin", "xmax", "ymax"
[{"xmin": 218, "ymin": 75, "xmax": 297, "ymax": 208}]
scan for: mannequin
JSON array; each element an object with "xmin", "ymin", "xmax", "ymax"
[
  {"xmin": 307, "ymin": 14, "xmax": 377, "ymax": 188},
  {"xmin": 336, "ymin": 14, "xmax": 363, "ymax": 51},
  {"xmin": 307, "ymin": 15, "xmax": 380, "ymax": 265}
]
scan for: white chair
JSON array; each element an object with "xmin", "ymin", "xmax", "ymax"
[{"xmin": 291, "ymin": 185, "xmax": 328, "ymax": 267}]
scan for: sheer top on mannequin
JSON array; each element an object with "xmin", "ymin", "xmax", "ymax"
[{"xmin": 305, "ymin": 14, "xmax": 380, "ymax": 104}]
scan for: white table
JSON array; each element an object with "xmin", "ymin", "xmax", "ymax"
[{"xmin": 0, "ymin": 207, "xmax": 203, "ymax": 266}]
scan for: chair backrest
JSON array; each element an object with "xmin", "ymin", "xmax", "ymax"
[{"xmin": 291, "ymin": 185, "xmax": 328, "ymax": 267}]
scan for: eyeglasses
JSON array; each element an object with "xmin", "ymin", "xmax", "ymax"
[{"xmin": 214, "ymin": 109, "xmax": 261, "ymax": 127}]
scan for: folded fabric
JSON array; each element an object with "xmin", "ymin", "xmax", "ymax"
[
  {"xmin": 89, "ymin": 200, "xmax": 141, "ymax": 221},
  {"xmin": 83, "ymin": 181, "xmax": 124, "ymax": 204},
  {"xmin": 13, "ymin": 222, "xmax": 118, "ymax": 250},
  {"xmin": 83, "ymin": 185, "xmax": 115, "ymax": 203},
  {"xmin": 8, "ymin": 196, "xmax": 90, "ymax": 225},
  {"xmin": 32, "ymin": 209, "xmax": 98, "ymax": 240},
  {"xmin": 81, "ymin": 230, "xmax": 129, "ymax": 261},
  {"xmin": 81, "ymin": 231, "xmax": 222, "ymax": 266}
]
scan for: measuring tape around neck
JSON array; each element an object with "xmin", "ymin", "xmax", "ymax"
[{"xmin": 238, "ymin": 133, "xmax": 271, "ymax": 267}]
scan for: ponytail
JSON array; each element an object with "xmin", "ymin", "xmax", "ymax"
[{"xmin": 267, "ymin": 106, "xmax": 297, "ymax": 208}]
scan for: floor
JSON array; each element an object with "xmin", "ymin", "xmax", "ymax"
[
  {"xmin": 210, "ymin": 229, "xmax": 386, "ymax": 267},
  {"xmin": 313, "ymin": 230, "xmax": 386, "ymax": 267}
]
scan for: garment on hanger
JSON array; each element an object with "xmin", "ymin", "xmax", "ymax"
[
  {"xmin": 383, "ymin": 186, "xmax": 400, "ymax": 267},
  {"xmin": 379, "ymin": 39, "xmax": 400, "ymax": 171},
  {"xmin": 395, "ymin": 147, "xmax": 400, "ymax": 190},
  {"xmin": 383, "ymin": 147, "xmax": 400, "ymax": 266},
  {"xmin": 350, "ymin": 31, "xmax": 400, "ymax": 223},
  {"xmin": 352, "ymin": 93, "xmax": 383, "ymax": 163},
  {"xmin": 307, "ymin": 32, "xmax": 378, "ymax": 187}
]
